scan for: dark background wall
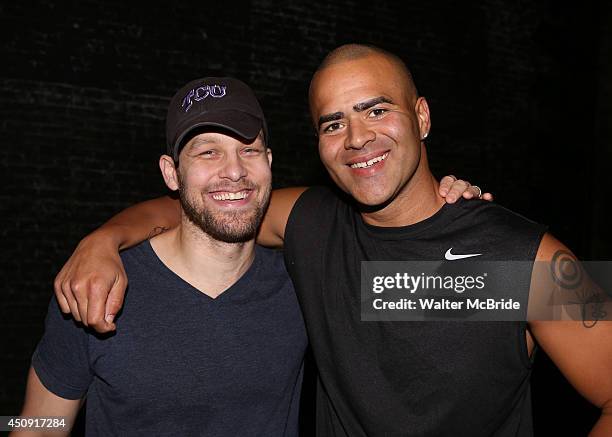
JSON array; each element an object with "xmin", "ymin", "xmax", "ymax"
[{"xmin": 1, "ymin": 1, "xmax": 610, "ymax": 435}]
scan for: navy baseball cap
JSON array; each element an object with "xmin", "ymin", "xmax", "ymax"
[{"xmin": 166, "ymin": 77, "xmax": 268, "ymax": 160}]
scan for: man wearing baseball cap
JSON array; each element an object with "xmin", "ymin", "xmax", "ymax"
[{"xmin": 13, "ymin": 78, "xmax": 307, "ymax": 436}]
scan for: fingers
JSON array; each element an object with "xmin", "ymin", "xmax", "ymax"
[
  {"xmin": 56, "ymin": 272, "xmax": 91, "ymax": 325},
  {"xmin": 438, "ymin": 175, "xmax": 457, "ymax": 197},
  {"xmin": 86, "ymin": 289, "xmax": 106, "ymax": 330},
  {"xmin": 76, "ymin": 293, "xmax": 89, "ymax": 327},
  {"xmin": 62, "ymin": 280, "xmax": 82, "ymax": 323},
  {"xmin": 54, "ymin": 255, "xmax": 86, "ymax": 322},
  {"xmin": 52, "ymin": 234, "xmax": 127, "ymax": 333},
  {"xmin": 85, "ymin": 276, "xmax": 114, "ymax": 332},
  {"xmin": 54, "ymin": 275, "xmax": 71, "ymax": 314},
  {"xmin": 441, "ymin": 176, "xmax": 492, "ymax": 203},
  {"xmin": 461, "ymin": 185, "xmax": 482, "ymax": 200},
  {"xmin": 104, "ymin": 273, "xmax": 128, "ymax": 331},
  {"xmin": 55, "ymin": 273, "xmax": 119, "ymax": 332},
  {"xmin": 444, "ymin": 179, "xmax": 471, "ymax": 204},
  {"xmin": 460, "ymin": 187, "xmax": 494, "ymax": 202}
]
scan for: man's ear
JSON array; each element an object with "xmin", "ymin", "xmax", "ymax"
[
  {"xmin": 266, "ymin": 148, "xmax": 272, "ymax": 167},
  {"xmin": 159, "ymin": 155, "xmax": 180, "ymax": 191},
  {"xmin": 415, "ymin": 96, "xmax": 431, "ymax": 140}
]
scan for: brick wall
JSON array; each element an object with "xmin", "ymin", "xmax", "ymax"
[{"xmin": 1, "ymin": 1, "xmax": 608, "ymax": 435}]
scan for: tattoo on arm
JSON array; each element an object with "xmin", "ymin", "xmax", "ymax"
[
  {"xmin": 147, "ymin": 226, "xmax": 169, "ymax": 239},
  {"xmin": 550, "ymin": 249, "xmax": 608, "ymax": 327}
]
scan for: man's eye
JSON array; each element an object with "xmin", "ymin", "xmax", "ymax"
[
  {"xmin": 323, "ymin": 122, "xmax": 343, "ymax": 133},
  {"xmin": 199, "ymin": 150, "xmax": 215, "ymax": 157},
  {"xmin": 368, "ymin": 108, "xmax": 388, "ymax": 117},
  {"xmin": 243, "ymin": 148, "xmax": 261, "ymax": 154}
]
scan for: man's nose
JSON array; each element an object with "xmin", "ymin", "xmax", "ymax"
[
  {"xmin": 219, "ymin": 153, "xmax": 247, "ymax": 182},
  {"xmin": 345, "ymin": 119, "xmax": 375, "ymax": 150}
]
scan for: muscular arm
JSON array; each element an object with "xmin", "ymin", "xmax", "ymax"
[
  {"xmin": 9, "ymin": 367, "xmax": 82, "ymax": 437},
  {"xmin": 529, "ymin": 234, "xmax": 612, "ymax": 436}
]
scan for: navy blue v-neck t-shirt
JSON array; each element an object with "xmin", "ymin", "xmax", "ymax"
[{"xmin": 33, "ymin": 241, "xmax": 307, "ymax": 436}]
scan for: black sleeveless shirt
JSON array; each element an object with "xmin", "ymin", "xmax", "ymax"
[{"xmin": 284, "ymin": 186, "xmax": 547, "ymax": 437}]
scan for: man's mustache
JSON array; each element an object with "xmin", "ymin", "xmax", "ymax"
[{"xmin": 205, "ymin": 181, "xmax": 259, "ymax": 193}]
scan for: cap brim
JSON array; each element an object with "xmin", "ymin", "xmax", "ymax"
[{"xmin": 172, "ymin": 109, "xmax": 263, "ymax": 159}]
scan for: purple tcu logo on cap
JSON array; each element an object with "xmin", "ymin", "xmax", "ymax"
[{"xmin": 182, "ymin": 84, "xmax": 227, "ymax": 112}]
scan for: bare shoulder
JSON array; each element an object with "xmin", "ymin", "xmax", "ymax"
[
  {"xmin": 530, "ymin": 232, "xmax": 608, "ymax": 321},
  {"xmin": 535, "ymin": 232, "xmax": 569, "ymax": 261}
]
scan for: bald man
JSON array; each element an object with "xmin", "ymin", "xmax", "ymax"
[
  {"xmin": 52, "ymin": 45, "xmax": 611, "ymax": 436},
  {"xmin": 299, "ymin": 45, "xmax": 611, "ymax": 436}
]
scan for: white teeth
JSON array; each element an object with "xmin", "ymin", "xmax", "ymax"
[
  {"xmin": 349, "ymin": 152, "xmax": 388, "ymax": 169},
  {"xmin": 212, "ymin": 191, "xmax": 248, "ymax": 201}
]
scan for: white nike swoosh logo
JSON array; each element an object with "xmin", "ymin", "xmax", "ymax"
[{"xmin": 444, "ymin": 248, "xmax": 482, "ymax": 260}]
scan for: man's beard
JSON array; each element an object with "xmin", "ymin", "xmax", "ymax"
[{"xmin": 178, "ymin": 175, "xmax": 271, "ymax": 244}]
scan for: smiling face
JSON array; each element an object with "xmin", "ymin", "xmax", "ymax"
[
  {"xmin": 161, "ymin": 130, "xmax": 272, "ymax": 243},
  {"xmin": 309, "ymin": 52, "xmax": 430, "ymax": 208}
]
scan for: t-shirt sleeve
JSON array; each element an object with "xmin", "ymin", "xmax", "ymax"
[{"xmin": 31, "ymin": 295, "xmax": 93, "ymax": 400}]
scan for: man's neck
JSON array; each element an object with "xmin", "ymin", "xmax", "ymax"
[
  {"xmin": 360, "ymin": 146, "xmax": 445, "ymax": 228},
  {"xmin": 150, "ymin": 217, "xmax": 256, "ymax": 298}
]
